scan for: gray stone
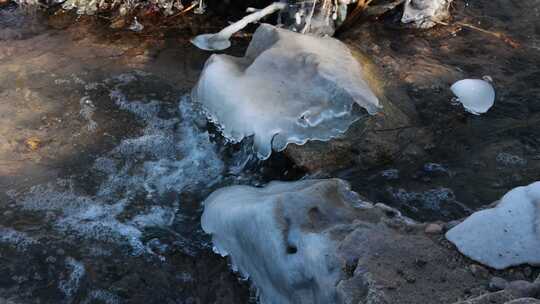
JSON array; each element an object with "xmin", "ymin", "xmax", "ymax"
[
  {"xmin": 489, "ymin": 277, "xmax": 509, "ymax": 291},
  {"xmin": 505, "ymin": 280, "xmax": 540, "ymax": 298},
  {"xmin": 424, "ymin": 223, "xmax": 444, "ymax": 234}
]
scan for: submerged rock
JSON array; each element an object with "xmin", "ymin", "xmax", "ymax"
[
  {"xmin": 193, "ymin": 24, "xmax": 381, "ymax": 159},
  {"xmin": 202, "ymin": 178, "xmax": 492, "ymax": 304},
  {"xmin": 446, "ymin": 182, "xmax": 540, "ymax": 269}
]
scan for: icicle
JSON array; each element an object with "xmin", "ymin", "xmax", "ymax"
[{"xmin": 191, "ymin": 2, "xmax": 286, "ymax": 51}]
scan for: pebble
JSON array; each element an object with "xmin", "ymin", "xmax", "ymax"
[
  {"xmin": 506, "ymin": 280, "xmax": 538, "ymax": 298},
  {"xmin": 424, "ymin": 223, "xmax": 443, "ymax": 234},
  {"xmin": 488, "ymin": 276, "xmax": 508, "ymax": 291},
  {"xmin": 469, "ymin": 264, "xmax": 489, "ymax": 279}
]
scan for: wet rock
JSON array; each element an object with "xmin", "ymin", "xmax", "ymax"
[{"xmin": 489, "ymin": 277, "xmax": 509, "ymax": 292}]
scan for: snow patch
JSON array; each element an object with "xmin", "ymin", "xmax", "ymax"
[{"xmin": 446, "ymin": 181, "xmax": 540, "ymax": 269}]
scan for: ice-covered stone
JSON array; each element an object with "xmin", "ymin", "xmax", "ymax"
[
  {"xmin": 450, "ymin": 79, "xmax": 495, "ymax": 115},
  {"xmin": 193, "ymin": 24, "xmax": 381, "ymax": 159},
  {"xmin": 401, "ymin": 0, "xmax": 452, "ymax": 29},
  {"xmin": 201, "ymin": 178, "xmax": 369, "ymax": 304},
  {"xmin": 446, "ymin": 182, "xmax": 540, "ymax": 269}
]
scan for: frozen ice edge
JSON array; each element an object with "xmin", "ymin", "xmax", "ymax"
[{"xmin": 193, "ymin": 24, "xmax": 381, "ymax": 160}]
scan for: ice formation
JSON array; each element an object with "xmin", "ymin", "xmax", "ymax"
[
  {"xmin": 193, "ymin": 24, "xmax": 381, "ymax": 159},
  {"xmin": 446, "ymin": 181, "xmax": 540, "ymax": 269},
  {"xmin": 202, "ymin": 178, "xmax": 372, "ymax": 304},
  {"xmin": 401, "ymin": 0, "xmax": 452, "ymax": 28},
  {"xmin": 450, "ymin": 79, "xmax": 495, "ymax": 115},
  {"xmin": 191, "ymin": 2, "xmax": 286, "ymax": 51},
  {"xmin": 389, "ymin": 186, "xmax": 471, "ymax": 217}
]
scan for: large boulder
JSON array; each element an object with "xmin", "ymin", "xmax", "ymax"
[{"xmin": 446, "ymin": 182, "xmax": 540, "ymax": 269}]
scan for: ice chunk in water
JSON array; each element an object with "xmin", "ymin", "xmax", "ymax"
[
  {"xmin": 450, "ymin": 79, "xmax": 495, "ymax": 115},
  {"xmin": 201, "ymin": 179, "xmax": 368, "ymax": 304},
  {"xmin": 446, "ymin": 181, "xmax": 540, "ymax": 269},
  {"xmin": 193, "ymin": 24, "xmax": 381, "ymax": 159}
]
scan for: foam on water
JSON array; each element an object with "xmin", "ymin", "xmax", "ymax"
[
  {"xmin": 11, "ymin": 72, "xmax": 229, "ymax": 256},
  {"xmin": 389, "ymin": 187, "xmax": 471, "ymax": 217},
  {"xmin": 82, "ymin": 290, "xmax": 120, "ymax": 304},
  {"xmin": 58, "ymin": 257, "xmax": 86, "ymax": 298},
  {"xmin": 0, "ymin": 227, "xmax": 37, "ymax": 251},
  {"xmin": 496, "ymin": 152, "xmax": 527, "ymax": 167}
]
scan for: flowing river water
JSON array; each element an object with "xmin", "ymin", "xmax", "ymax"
[{"xmin": 0, "ymin": 1, "xmax": 539, "ymax": 303}]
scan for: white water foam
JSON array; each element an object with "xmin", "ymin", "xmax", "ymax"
[{"xmin": 12, "ymin": 72, "xmax": 228, "ymax": 256}]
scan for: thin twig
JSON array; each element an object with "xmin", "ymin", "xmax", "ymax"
[
  {"xmin": 434, "ymin": 19, "xmax": 521, "ymax": 48},
  {"xmin": 168, "ymin": 1, "xmax": 197, "ymax": 19}
]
